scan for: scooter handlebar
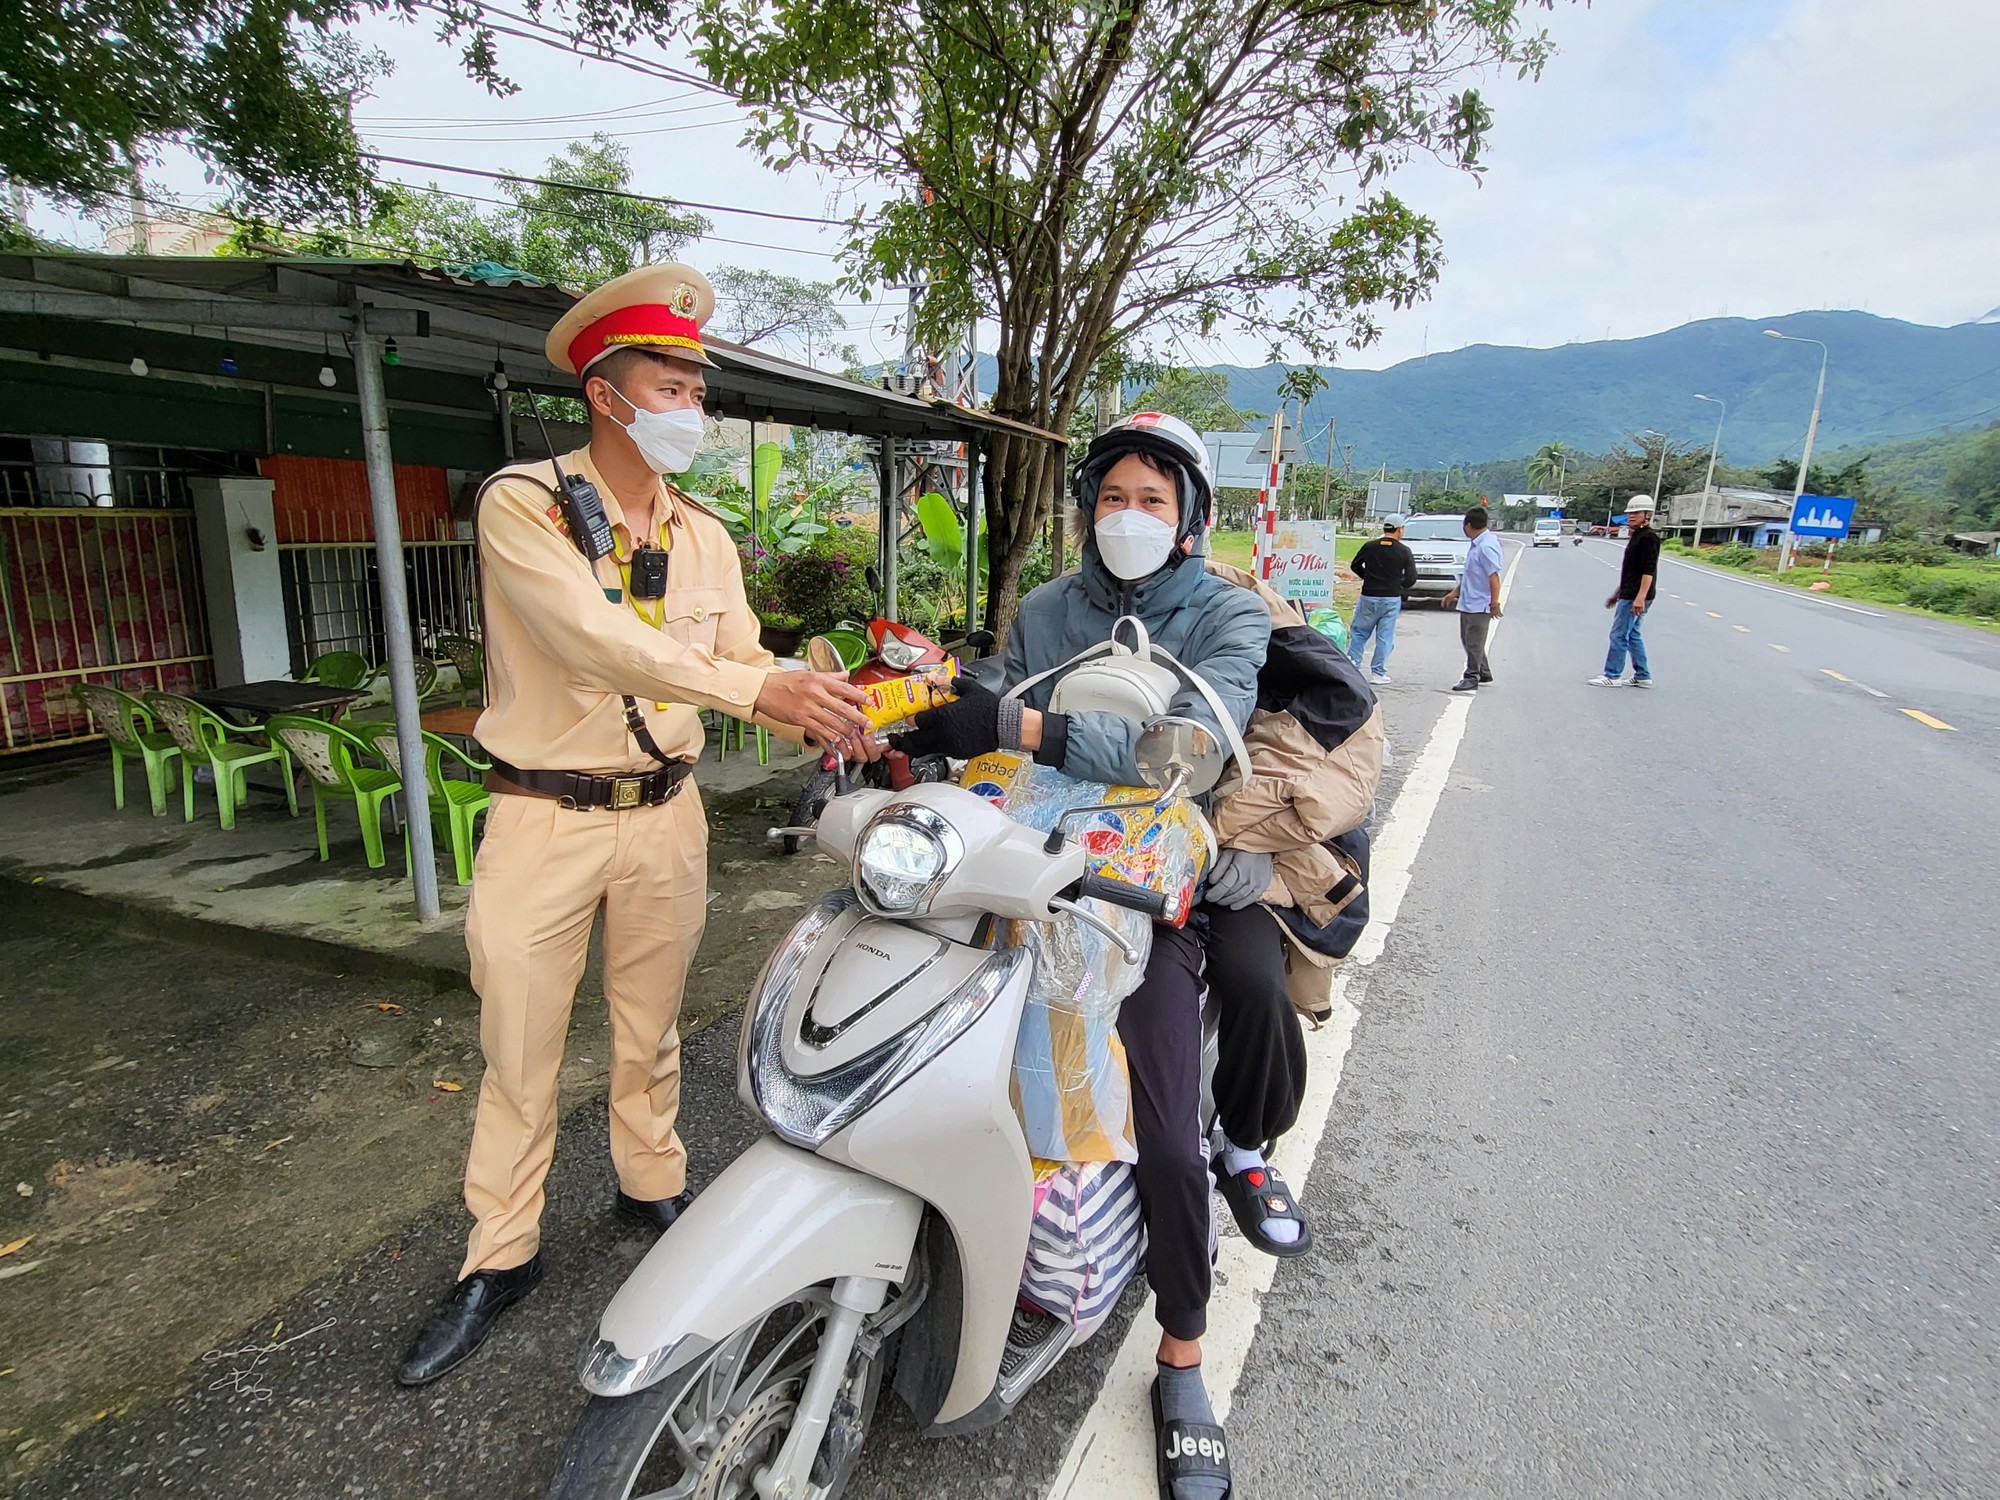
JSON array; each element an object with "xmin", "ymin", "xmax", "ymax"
[{"xmin": 1072, "ymin": 870, "xmax": 1168, "ymax": 919}]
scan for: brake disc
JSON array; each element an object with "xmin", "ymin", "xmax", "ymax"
[{"xmin": 693, "ymin": 1382, "xmax": 802, "ymax": 1500}]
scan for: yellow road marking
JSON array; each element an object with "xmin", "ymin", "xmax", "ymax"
[
  {"xmin": 1706, "ymin": 611, "xmax": 1722, "ymax": 618},
  {"xmin": 1821, "ymin": 669, "xmax": 1850, "ymax": 681},
  {"xmin": 1769, "ymin": 644, "xmax": 1790, "ymax": 653},
  {"xmin": 1732, "ymin": 625, "xmax": 1750, "ymax": 633},
  {"xmin": 1901, "ymin": 709, "xmax": 1956, "ymax": 731}
]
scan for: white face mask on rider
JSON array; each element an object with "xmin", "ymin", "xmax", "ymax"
[
  {"xmin": 605, "ymin": 385, "xmax": 706, "ymax": 475},
  {"xmin": 1093, "ymin": 508, "xmax": 1178, "ymax": 581}
]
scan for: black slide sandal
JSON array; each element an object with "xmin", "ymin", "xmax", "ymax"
[
  {"xmin": 1152, "ymin": 1378, "xmax": 1233, "ymax": 1500},
  {"xmin": 1215, "ymin": 1162, "xmax": 1314, "ymax": 1258}
]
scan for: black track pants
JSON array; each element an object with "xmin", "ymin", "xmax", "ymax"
[
  {"xmin": 1202, "ymin": 902, "xmax": 1307, "ymax": 1150},
  {"xmin": 1116, "ymin": 921, "xmax": 1211, "ymax": 1342}
]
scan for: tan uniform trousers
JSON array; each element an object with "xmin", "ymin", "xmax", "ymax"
[{"xmin": 460, "ymin": 782, "xmax": 707, "ymax": 1277}]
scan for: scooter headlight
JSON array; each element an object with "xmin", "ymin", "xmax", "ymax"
[
  {"xmin": 752, "ymin": 940, "xmax": 1032, "ymax": 1152},
  {"xmin": 853, "ymin": 806, "xmax": 959, "ymax": 917},
  {"xmin": 878, "ymin": 635, "xmax": 925, "ymax": 670}
]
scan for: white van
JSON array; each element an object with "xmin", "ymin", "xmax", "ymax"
[{"xmin": 1533, "ymin": 517, "xmax": 1562, "ymax": 547}]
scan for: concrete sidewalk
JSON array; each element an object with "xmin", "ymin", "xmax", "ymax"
[{"xmin": 0, "ymin": 719, "xmax": 822, "ymax": 988}]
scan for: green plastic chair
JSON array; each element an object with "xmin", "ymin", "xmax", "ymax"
[
  {"xmin": 144, "ymin": 692, "xmax": 298, "ymax": 830},
  {"xmin": 268, "ymin": 714, "xmax": 403, "ymax": 869},
  {"xmin": 301, "ymin": 650, "xmax": 372, "ymax": 689},
  {"xmin": 436, "ymin": 634, "xmax": 485, "ymax": 707},
  {"xmin": 364, "ymin": 724, "xmax": 492, "ymax": 886},
  {"xmin": 76, "ymin": 684, "xmax": 182, "ymax": 815}
]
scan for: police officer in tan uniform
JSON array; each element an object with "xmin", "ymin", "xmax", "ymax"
[{"xmin": 398, "ymin": 264, "xmax": 870, "ymax": 1385}]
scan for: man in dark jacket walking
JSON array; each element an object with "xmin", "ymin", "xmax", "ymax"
[
  {"xmin": 1590, "ymin": 495, "xmax": 1661, "ymax": 687},
  {"xmin": 1345, "ymin": 513, "xmax": 1417, "ymax": 684}
]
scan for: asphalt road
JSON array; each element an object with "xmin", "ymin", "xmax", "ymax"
[
  {"xmin": 11, "ymin": 540, "xmax": 1998, "ymax": 1499},
  {"xmin": 1226, "ymin": 541, "xmax": 2000, "ymax": 1498}
]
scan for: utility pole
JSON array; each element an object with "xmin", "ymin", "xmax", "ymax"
[
  {"xmin": 1765, "ymin": 329, "xmax": 1828, "ymax": 573},
  {"xmin": 1319, "ymin": 416, "xmax": 1337, "ymax": 522},
  {"xmin": 1693, "ymin": 393, "xmax": 1725, "ymax": 550}
]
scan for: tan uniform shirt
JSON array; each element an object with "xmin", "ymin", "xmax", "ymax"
[{"xmin": 474, "ymin": 446, "xmax": 778, "ymax": 771}]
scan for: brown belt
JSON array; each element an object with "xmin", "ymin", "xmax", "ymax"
[{"xmin": 486, "ymin": 756, "xmax": 693, "ymax": 811}]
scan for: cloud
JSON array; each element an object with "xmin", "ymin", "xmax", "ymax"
[{"xmin": 1336, "ymin": 0, "xmax": 2000, "ymax": 369}]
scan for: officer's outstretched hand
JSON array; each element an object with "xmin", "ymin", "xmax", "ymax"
[
  {"xmin": 756, "ymin": 670, "xmax": 871, "ymax": 748},
  {"xmin": 898, "ymin": 678, "xmax": 1003, "ymax": 761}
]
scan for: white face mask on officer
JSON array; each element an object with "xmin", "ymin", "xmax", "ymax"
[
  {"xmin": 605, "ymin": 384, "xmax": 706, "ymax": 475},
  {"xmin": 1093, "ymin": 508, "xmax": 1179, "ymax": 581}
]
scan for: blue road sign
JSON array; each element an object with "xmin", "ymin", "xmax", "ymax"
[{"xmin": 1790, "ymin": 495, "xmax": 1856, "ymax": 538}]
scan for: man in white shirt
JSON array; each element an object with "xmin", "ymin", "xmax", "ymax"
[{"xmin": 1441, "ymin": 506, "xmax": 1504, "ymax": 692}]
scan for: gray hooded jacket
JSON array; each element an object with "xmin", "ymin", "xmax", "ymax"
[{"xmin": 1002, "ymin": 538, "xmax": 1272, "ymax": 785}]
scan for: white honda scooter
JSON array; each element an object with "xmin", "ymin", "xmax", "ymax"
[{"xmin": 543, "ymin": 717, "xmax": 1228, "ymax": 1500}]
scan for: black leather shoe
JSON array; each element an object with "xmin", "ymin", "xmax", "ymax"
[
  {"xmin": 615, "ymin": 1188, "xmax": 695, "ymax": 1231},
  {"xmin": 395, "ymin": 1254, "xmax": 544, "ymax": 1387}
]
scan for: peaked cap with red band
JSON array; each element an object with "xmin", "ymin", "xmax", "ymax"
[{"xmin": 546, "ymin": 262, "xmax": 718, "ymax": 377}]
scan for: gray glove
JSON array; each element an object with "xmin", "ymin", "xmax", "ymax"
[{"xmin": 1206, "ymin": 848, "xmax": 1275, "ymax": 910}]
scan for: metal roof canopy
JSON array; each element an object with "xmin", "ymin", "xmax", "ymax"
[{"xmin": 0, "ymin": 253, "xmax": 1061, "ymax": 447}]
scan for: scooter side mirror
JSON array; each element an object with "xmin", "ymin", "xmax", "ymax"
[
  {"xmin": 865, "ymin": 564, "xmax": 883, "ymax": 595},
  {"xmin": 1133, "ymin": 717, "xmax": 1224, "ymax": 798},
  {"xmin": 963, "ymin": 629, "xmax": 996, "ymax": 655}
]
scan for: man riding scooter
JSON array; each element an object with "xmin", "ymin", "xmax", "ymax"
[{"xmin": 900, "ymin": 411, "xmax": 1268, "ymax": 1500}]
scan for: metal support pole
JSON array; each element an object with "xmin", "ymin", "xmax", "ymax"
[
  {"xmin": 1784, "ymin": 355, "xmax": 1828, "ymax": 573},
  {"xmin": 352, "ymin": 328, "xmax": 441, "ymax": 922},
  {"xmin": 965, "ymin": 437, "xmax": 982, "ymax": 634},
  {"xmin": 1692, "ymin": 394, "xmax": 1725, "ymax": 552},
  {"xmin": 878, "ymin": 436, "xmax": 898, "ymax": 622}
]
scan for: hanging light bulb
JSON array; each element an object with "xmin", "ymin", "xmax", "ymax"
[
  {"xmin": 129, "ymin": 355, "xmax": 149, "ymax": 377},
  {"xmin": 318, "ymin": 334, "xmax": 337, "ymax": 388},
  {"xmin": 382, "ymin": 337, "xmax": 401, "ymax": 367},
  {"xmin": 488, "ymin": 356, "xmax": 509, "ymax": 392}
]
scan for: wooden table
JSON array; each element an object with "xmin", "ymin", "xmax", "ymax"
[
  {"xmin": 419, "ymin": 706, "xmax": 484, "ymax": 738},
  {"xmin": 190, "ymin": 681, "xmax": 368, "ymax": 719}
]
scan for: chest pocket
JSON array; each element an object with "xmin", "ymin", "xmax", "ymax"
[{"xmin": 662, "ymin": 587, "xmax": 728, "ymax": 653}]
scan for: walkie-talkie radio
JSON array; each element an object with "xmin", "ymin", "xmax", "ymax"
[{"xmin": 529, "ymin": 394, "xmax": 616, "ymax": 561}]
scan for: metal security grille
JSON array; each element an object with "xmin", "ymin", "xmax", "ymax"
[
  {"xmin": 0, "ymin": 505, "xmax": 211, "ymax": 752},
  {"xmin": 279, "ymin": 540, "xmax": 480, "ymax": 674}
]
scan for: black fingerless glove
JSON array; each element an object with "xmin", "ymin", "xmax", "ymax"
[{"xmin": 898, "ymin": 678, "xmax": 1007, "ymax": 760}]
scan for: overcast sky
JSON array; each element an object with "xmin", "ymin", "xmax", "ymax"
[{"xmin": 30, "ymin": 0, "xmax": 2000, "ymax": 374}]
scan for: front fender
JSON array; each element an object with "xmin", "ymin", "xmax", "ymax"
[{"xmin": 596, "ymin": 1135, "xmax": 922, "ymax": 1374}]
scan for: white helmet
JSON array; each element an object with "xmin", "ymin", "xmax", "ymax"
[
  {"xmin": 1626, "ymin": 494, "xmax": 1656, "ymax": 513},
  {"xmin": 1074, "ymin": 411, "xmax": 1216, "ymax": 552}
]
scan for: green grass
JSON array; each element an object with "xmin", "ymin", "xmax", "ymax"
[{"xmin": 1670, "ymin": 543, "xmax": 2000, "ymax": 633}]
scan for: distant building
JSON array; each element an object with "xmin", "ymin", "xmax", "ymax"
[
  {"xmin": 1946, "ymin": 530, "xmax": 2000, "ymax": 557},
  {"xmin": 1661, "ymin": 487, "xmax": 1885, "ymax": 547}
]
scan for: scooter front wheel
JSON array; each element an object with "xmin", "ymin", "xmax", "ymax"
[
  {"xmin": 781, "ymin": 768, "xmax": 840, "ymax": 857},
  {"xmin": 544, "ymin": 1290, "xmax": 884, "ymax": 1500}
]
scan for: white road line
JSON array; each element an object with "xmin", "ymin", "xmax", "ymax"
[
  {"xmin": 1661, "ymin": 556, "xmax": 1883, "ymax": 617},
  {"xmin": 1049, "ymin": 569, "xmax": 1500, "ymax": 1500}
]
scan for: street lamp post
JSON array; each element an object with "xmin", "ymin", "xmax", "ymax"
[
  {"xmin": 1765, "ymin": 329, "xmax": 1829, "ymax": 573},
  {"xmin": 1692, "ymin": 393, "xmax": 1726, "ymax": 551},
  {"xmin": 1641, "ymin": 429, "xmax": 1669, "ymax": 532}
]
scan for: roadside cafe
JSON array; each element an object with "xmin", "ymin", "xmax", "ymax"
[{"xmin": 0, "ymin": 252, "xmax": 1060, "ymax": 919}]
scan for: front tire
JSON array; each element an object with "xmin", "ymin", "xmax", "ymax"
[
  {"xmin": 782, "ymin": 769, "xmax": 840, "ymax": 857},
  {"xmin": 544, "ymin": 1292, "xmax": 884, "ymax": 1500}
]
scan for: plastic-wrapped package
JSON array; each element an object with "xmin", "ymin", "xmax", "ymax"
[
  {"xmin": 1020, "ymin": 1158, "xmax": 1144, "ymax": 1336},
  {"xmin": 960, "ymin": 753, "xmax": 1211, "ymax": 1163}
]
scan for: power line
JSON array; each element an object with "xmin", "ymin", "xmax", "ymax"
[
  {"xmin": 361, "ymin": 117, "xmax": 741, "ymax": 145},
  {"xmin": 360, "ymin": 152, "xmax": 853, "ymax": 228},
  {"xmin": 356, "ymin": 93, "xmax": 731, "ymax": 127}
]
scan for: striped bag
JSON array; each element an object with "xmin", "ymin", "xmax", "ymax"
[{"xmin": 1018, "ymin": 1159, "xmax": 1145, "ymax": 1338}]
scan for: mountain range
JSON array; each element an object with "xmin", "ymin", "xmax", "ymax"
[{"xmin": 1212, "ymin": 310, "xmax": 2000, "ymax": 470}]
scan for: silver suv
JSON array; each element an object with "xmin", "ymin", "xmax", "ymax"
[{"xmin": 1399, "ymin": 515, "xmax": 1469, "ymax": 600}]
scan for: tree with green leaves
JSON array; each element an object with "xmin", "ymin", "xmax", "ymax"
[
  {"xmin": 366, "ymin": 137, "xmax": 710, "ymax": 291},
  {"xmin": 1944, "ymin": 427, "xmax": 2000, "ymax": 526},
  {"xmin": 711, "ymin": 268, "xmax": 850, "ymax": 362},
  {"xmin": 1129, "ymin": 368, "xmax": 1256, "ymax": 434},
  {"xmin": 1525, "ymin": 440, "xmax": 1573, "ymax": 496},
  {"xmin": 2, "ymin": 4, "xmax": 385, "ymax": 221},
  {"xmin": 435, "ymin": 0, "xmax": 1557, "ymax": 626}
]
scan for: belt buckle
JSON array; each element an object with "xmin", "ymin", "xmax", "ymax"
[{"xmin": 609, "ymin": 775, "xmax": 647, "ymax": 810}]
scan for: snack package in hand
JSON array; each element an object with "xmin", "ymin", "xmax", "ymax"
[{"xmin": 860, "ymin": 659, "xmax": 960, "ymax": 731}]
